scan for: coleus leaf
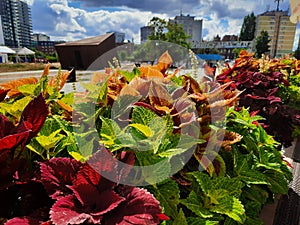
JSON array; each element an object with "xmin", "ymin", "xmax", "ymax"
[
  {"xmin": 0, "ymin": 114, "xmax": 16, "ymax": 138},
  {"xmin": 4, "ymin": 217, "xmax": 51, "ymax": 225},
  {"xmin": 103, "ymin": 186, "xmax": 167, "ymax": 225},
  {"xmin": 0, "ymin": 94, "xmax": 48, "ymax": 153},
  {"xmin": 0, "ymin": 77, "xmax": 38, "ymax": 97},
  {"xmin": 180, "ymin": 191, "xmax": 214, "ymax": 218},
  {"xmin": 149, "ymin": 179, "xmax": 180, "ymax": 219},
  {"xmin": 39, "ymin": 157, "xmax": 82, "ymax": 199},
  {"xmin": 18, "ymin": 93, "xmax": 48, "ymax": 138},
  {"xmin": 50, "ymin": 195, "xmax": 103, "ymax": 225},
  {"xmin": 208, "ymin": 189, "xmax": 246, "ymax": 223},
  {"xmin": 0, "ymin": 89, "xmax": 8, "ymax": 102},
  {"xmin": 0, "ymin": 131, "xmax": 30, "ymax": 152},
  {"xmin": 173, "ymin": 208, "xmax": 188, "ymax": 225},
  {"xmin": 79, "ymin": 146, "xmax": 118, "ymax": 189}
]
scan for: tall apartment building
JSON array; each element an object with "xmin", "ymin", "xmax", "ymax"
[
  {"xmin": 255, "ymin": 10, "xmax": 296, "ymax": 58},
  {"xmin": 169, "ymin": 13, "xmax": 203, "ymax": 44},
  {"xmin": 0, "ymin": 0, "xmax": 32, "ymax": 48}
]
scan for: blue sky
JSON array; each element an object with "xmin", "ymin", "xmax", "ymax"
[{"xmin": 28, "ymin": 0, "xmax": 300, "ymax": 49}]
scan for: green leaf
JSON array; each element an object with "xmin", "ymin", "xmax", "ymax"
[
  {"xmin": 40, "ymin": 117, "xmax": 62, "ymax": 136},
  {"xmin": 191, "ymin": 172, "xmax": 244, "ymax": 198},
  {"xmin": 99, "ymin": 117, "xmax": 122, "ymax": 147},
  {"xmin": 131, "ymin": 106, "xmax": 157, "ymax": 125},
  {"xmin": 264, "ymin": 170, "xmax": 290, "ymax": 194},
  {"xmin": 97, "ymin": 78, "xmax": 108, "ymax": 104},
  {"xmin": 111, "ymin": 94, "xmax": 141, "ymax": 120},
  {"xmin": 151, "ymin": 179, "xmax": 180, "ymax": 219},
  {"xmin": 129, "ymin": 123, "xmax": 153, "ymax": 138},
  {"xmin": 173, "ymin": 209, "xmax": 188, "ymax": 225},
  {"xmin": 59, "ymin": 92, "xmax": 74, "ymax": 105},
  {"xmin": 208, "ymin": 189, "xmax": 246, "ymax": 223},
  {"xmin": 35, "ymin": 130, "xmax": 64, "ymax": 150},
  {"xmin": 137, "ymin": 155, "xmax": 171, "ymax": 184},
  {"xmin": 242, "ymin": 185, "xmax": 269, "ymax": 205},
  {"xmin": 181, "ymin": 191, "xmax": 214, "ymax": 218},
  {"xmin": 187, "ymin": 217, "xmax": 219, "ymax": 225},
  {"xmin": 0, "ymin": 96, "xmax": 32, "ymax": 120},
  {"xmin": 17, "ymin": 83, "xmax": 39, "ymax": 96},
  {"xmin": 238, "ymin": 170, "xmax": 269, "ymax": 185},
  {"xmin": 119, "ymin": 67, "xmax": 140, "ymax": 82}
]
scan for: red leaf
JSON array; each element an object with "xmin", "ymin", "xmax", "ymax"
[
  {"xmin": 78, "ymin": 146, "xmax": 118, "ymax": 191},
  {"xmin": 18, "ymin": 93, "xmax": 48, "ymax": 138},
  {"xmin": 50, "ymin": 190, "xmax": 124, "ymax": 225},
  {"xmin": 0, "ymin": 131, "xmax": 30, "ymax": 152},
  {"xmin": 69, "ymin": 184, "xmax": 125, "ymax": 214},
  {"xmin": 39, "ymin": 157, "xmax": 82, "ymax": 199},
  {"xmin": 0, "ymin": 115, "xmax": 16, "ymax": 138},
  {"xmin": 5, "ymin": 217, "xmax": 40, "ymax": 225},
  {"xmin": 157, "ymin": 213, "xmax": 170, "ymax": 221},
  {"xmin": 103, "ymin": 187, "xmax": 164, "ymax": 225},
  {"xmin": 50, "ymin": 195, "xmax": 99, "ymax": 225},
  {"xmin": 0, "ymin": 89, "xmax": 8, "ymax": 102}
]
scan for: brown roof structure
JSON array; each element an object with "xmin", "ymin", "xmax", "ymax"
[{"xmin": 55, "ymin": 32, "xmax": 118, "ymax": 70}]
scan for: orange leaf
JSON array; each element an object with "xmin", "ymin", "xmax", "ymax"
[
  {"xmin": 56, "ymin": 100, "xmax": 73, "ymax": 112},
  {"xmin": 0, "ymin": 77, "xmax": 38, "ymax": 97},
  {"xmin": 48, "ymin": 70, "xmax": 71, "ymax": 90},
  {"xmin": 91, "ymin": 72, "xmax": 109, "ymax": 83},
  {"xmin": 139, "ymin": 66, "xmax": 164, "ymax": 79},
  {"xmin": 42, "ymin": 64, "xmax": 51, "ymax": 77},
  {"xmin": 157, "ymin": 50, "xmax": 173, "ymax": 73}
]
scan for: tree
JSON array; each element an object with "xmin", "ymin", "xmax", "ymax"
[
  {"xmin": 148, "ymin": 17, "xmax": 167, "ymax": 41},
  {"xmin": 147, "ymin": 16, "xmax": 191, "ymax": 49},
  {"xmin": 239, "ymin": 12, "xmax": 256, "ymax": 41},
  {"xmin": 255, "ymin": 30, "xmax": 271, "ymax": 58},
  {"xmin": 165, "ymin": 21, "xmax": 191, "ymax": 49}
]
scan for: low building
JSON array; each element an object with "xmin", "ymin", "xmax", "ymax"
[
  {"xmin": 55, "ymin": 32, "xmax": 128, "ymax": 70},
  {"xmin": 140, "ymin": 26, "xmax": 154, "ymax": 43},
  {"xmin": 193, "ymin": 40, "xmax": 254, "ymax": 59}
]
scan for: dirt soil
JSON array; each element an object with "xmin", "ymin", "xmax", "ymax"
[{"xmin": 0, "ymin": 63, "xmax": 60, "ymax": 73}]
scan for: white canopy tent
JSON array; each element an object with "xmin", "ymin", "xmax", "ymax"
[
  {"xmin": 0, "ymin": 46, "xmax": 16, "ymax": 63},
  {"xmin": 16, "ymin": 47, "xmax": 35, "ymax": 62}
]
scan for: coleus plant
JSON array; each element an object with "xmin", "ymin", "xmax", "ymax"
[
  {"xmin": 216, "ymin": 50, "xmax": 300, "ymax": 147},
  {"xmin": 5, "ymin": 146, "xmax": 169, "ymax": 225},
  {"xmin": 71, "ymin": 51, "xmax": 250, "ymax": 223},
  {"xmin": 0, "ymin": 66, "xmax": 78, "ymax": 161},
  {"xmin": 0, "ymin": 50, "xmax": 294, "ymax": 225}
]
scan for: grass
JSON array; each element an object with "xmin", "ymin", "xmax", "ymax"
[{"xmin": 0, "ymin": 63, "xmax": 60, "ymax": 73}]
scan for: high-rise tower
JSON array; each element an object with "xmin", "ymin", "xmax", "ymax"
[{"xmin": 0, "ymin": 0, "xmax": 32, "ymax": 48}]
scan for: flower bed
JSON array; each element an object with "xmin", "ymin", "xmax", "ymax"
[{"xmin": 0, "ymin": 51, "xmax": 297, "ymax": 224}]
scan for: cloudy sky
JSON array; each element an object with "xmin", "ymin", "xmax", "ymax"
[{"xmin": 28, "ymin": 0, "xmax": 300, "ymax": 49}]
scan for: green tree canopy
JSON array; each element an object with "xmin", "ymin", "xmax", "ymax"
[
  {"xmin": 148, "ymin": 17, "xmax": 167, "ymax": 41},
  {"xmin": 239, "ymin": 12, "xmax": 256, "ymax": 41},
  {"xmin": 255, "ymin": 30, "xmax": 271, "ymax": 58},
  {"xmin": 165, "ymin": 21, "xmax": 191, "ymax": 49},
  {"xmin": 147, "ymin": 16, "xmax": 191, "ymax": 49}
]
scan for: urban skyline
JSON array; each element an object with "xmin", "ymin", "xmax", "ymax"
[{"xmin": 26, "ymin": 0, "xmax": 299, "ymax": 50}]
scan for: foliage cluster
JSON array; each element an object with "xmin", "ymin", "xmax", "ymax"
[
  {"xmin": 0, "ymin": 51, "xmax": 293, "ymax": 225},
  {"xmin": 217, "ymin": 50, "xmax": 300, "ymax": 147}
]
